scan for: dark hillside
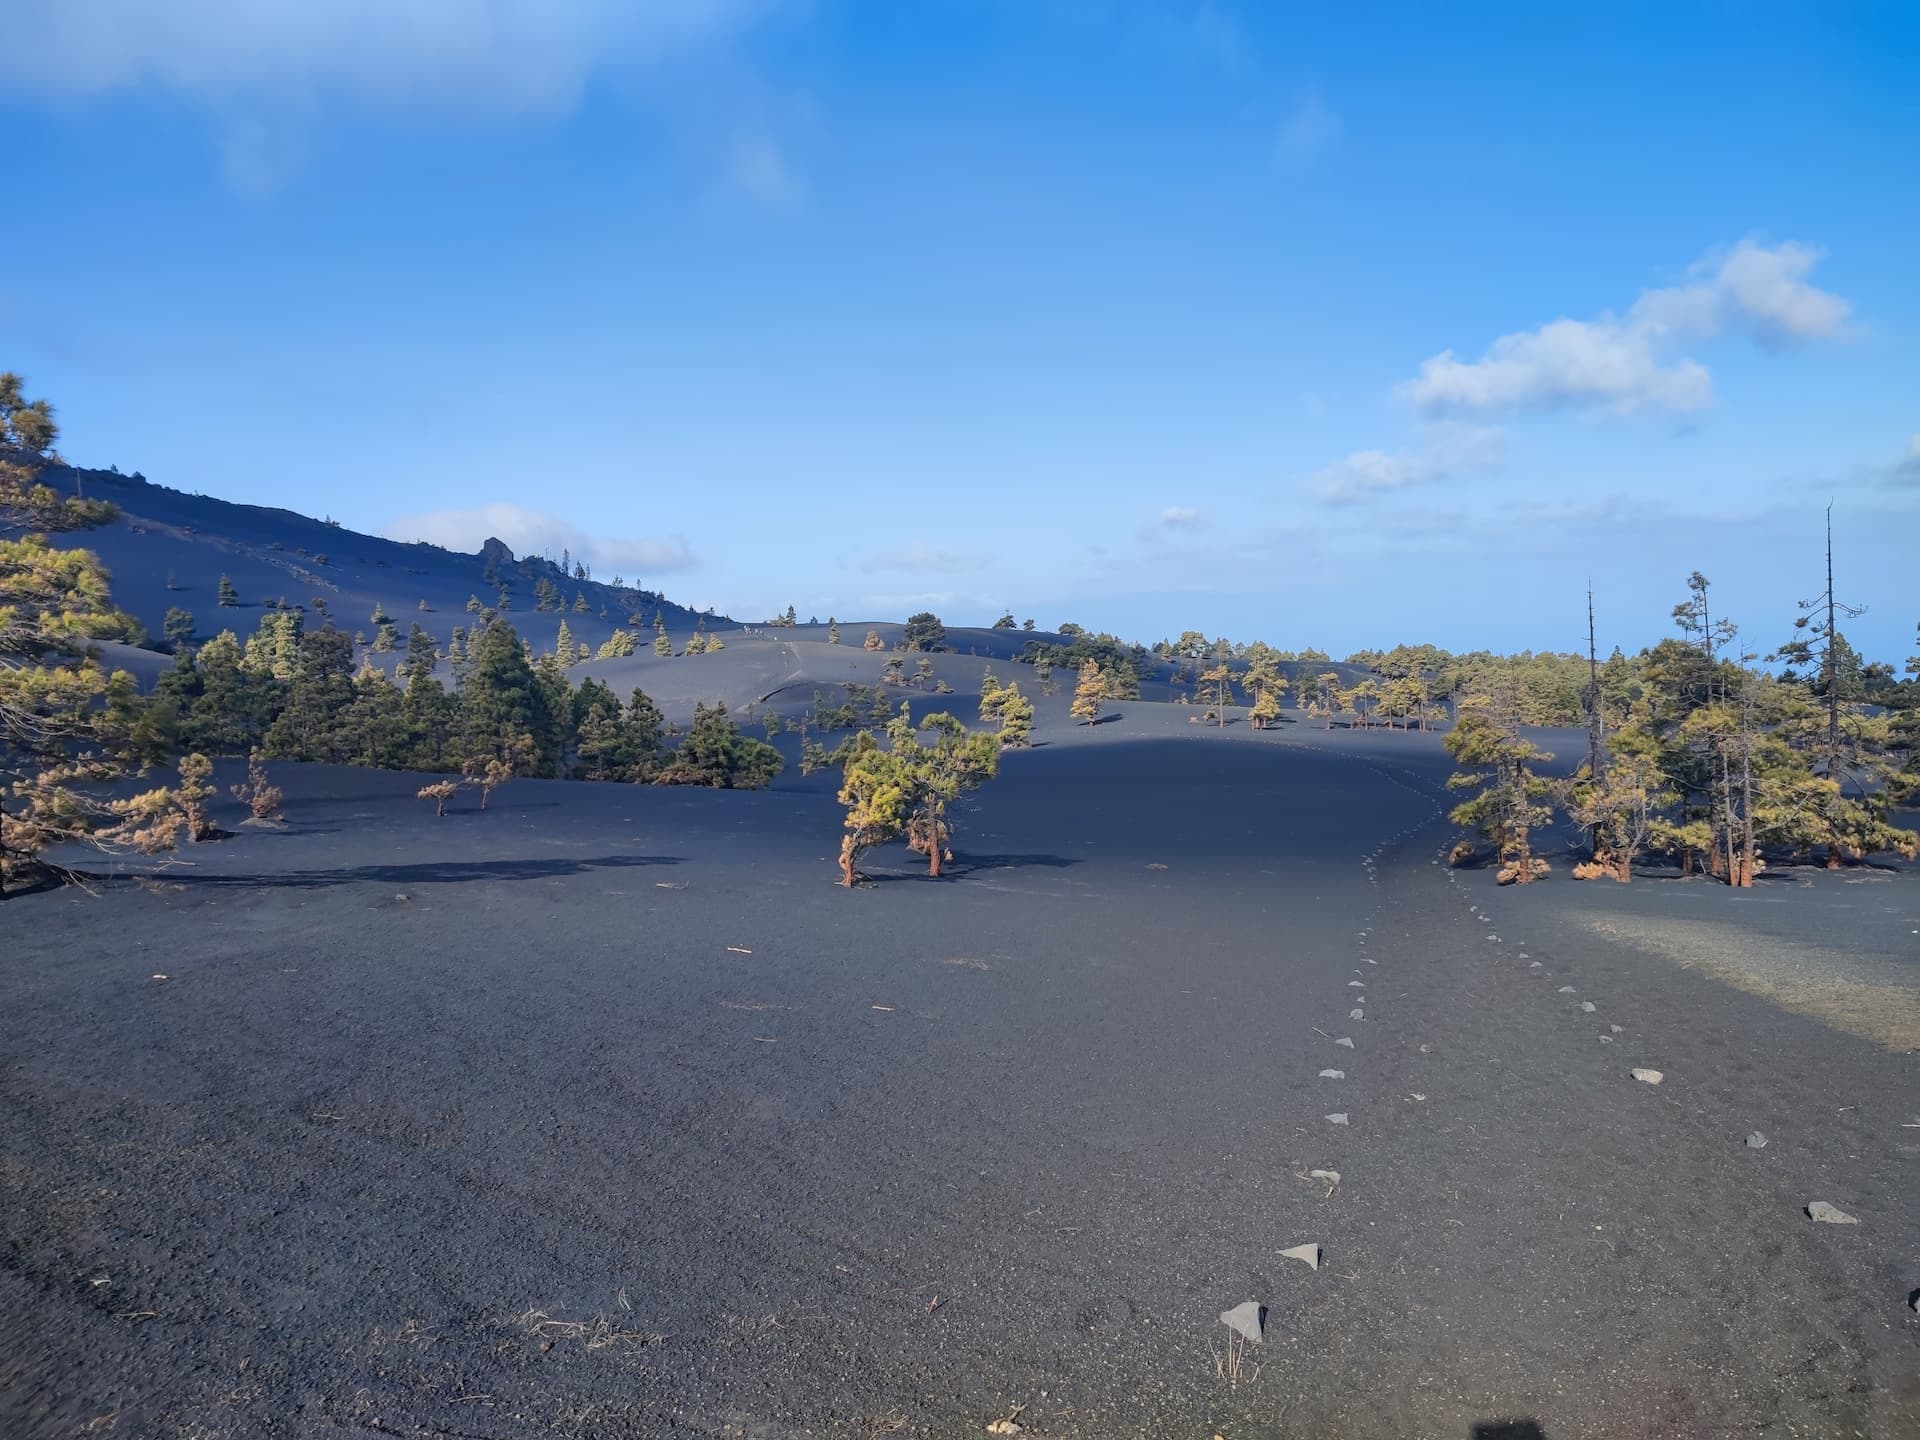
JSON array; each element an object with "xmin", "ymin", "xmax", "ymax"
[{"xmin": 36, "ymin": 465, "xmax": 720, "ymax": 655}]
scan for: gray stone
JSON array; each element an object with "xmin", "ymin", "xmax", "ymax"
[
  {"xmin": 1580, "ymin": 1002, "xmax": 1597, "ymax": 1013},
  {"xmin": 1218, "ymin": 1300, "xmax": 1264, "ymax": 1343},
  {"xmin": 1745, "ymin": 1131, "xmax": 1768, "ymax": 1149},
  {"xmin": 1335, "ymin": 1036, "xmax": 1355, "ymax": 1049},
  {"xmin": 1349, "ymin": 1008, "xmax": 1365, "ymax": 1019},
  {"xmin": 1805, "ymin": 1201, "xmax": 1858, "ymax": 1224},
  {"xmin": 1325, "ymin": 1113, "xmax": 1349, "ymax": 1126},
  {"xmin": 1279, "ymin": 1242, "xmax": 1321, "ymax": 1271},
  {"xmin": 1319, "ymin": 1068, "xmax": 1345, "ymax": 1079},
  {"xmin": 1630, "ymin": 1068, "xmax": 1663, "ymax": 1085},
  {"xmin": 1557, "ymin": 986, "xmax": 1576, "ymax": 994}
]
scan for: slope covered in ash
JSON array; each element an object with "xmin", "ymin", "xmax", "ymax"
[{"xmin": 35, "ymin": 465, "xmax": 715, "ymax": 654}]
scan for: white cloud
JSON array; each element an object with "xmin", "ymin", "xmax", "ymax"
[
  {"xmin": 1402, "ymin": 319, "xmax": 1713, "ymax": 417},
  {"xmin": 860, "ymin": 542, "xmax": 981, "ymax": 576},
  {"xmin": 1275, "ymin": 93, "xmax": 1340, "ymax": 165},
  {"xmin": 1631, "ymin": 240, "xmax": 1850, "ymax": 344},
  {"xmin": 1153, "ymin": 505, "xmax": 1208, "ymax": 531},
  {"xmin": 1312, "ymin": 424, "xmax": 1504, "ymax": 506},
  {"xmin": 1401, "ymin": 240, "xmax": 1849, "ymax": 418},
  {"xmin": 384, "ymin": 502, "xmax": 695, "ymax": 576},
  {"xmin": 0, "ymin": 0, "xmax": 757, "ymax": 111}
]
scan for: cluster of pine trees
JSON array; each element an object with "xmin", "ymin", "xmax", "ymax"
[
  {"xmin": 1446, "ymin": 572, "xmax": 1918, "ymax": 886},
  {"xmin": 151, "ymin": 611, "xmax": 780, "ymax": 790}
]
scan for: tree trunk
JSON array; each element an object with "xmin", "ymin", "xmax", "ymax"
[
  {"xmin": 927, "ymin": 843, "xmax": 942, "ymax": 878},
  {"xmin": 839, "ymin": 838, "xmax": 859, "ymax": 887},
  {"xmin": 1613, "ymin": 852, "xmax": 1632, "ymax": 883}
]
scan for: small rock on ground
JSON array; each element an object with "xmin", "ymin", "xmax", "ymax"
[
  {"xmin": 1805, "ymin": 1201, "xmax": 1858, "ymax": 1224},
  {"xmin": 1280, "ymin": 1242, "xmax": 1322, "ymax": 1270},
  {"xmin": 1325, "ymin": 1113, "xmax": 1349, "ymax": 1126},
  {"xmin": 1630, "ymin": 1068, "xmax": 1664, "ymax": 1085},
  {"xmin": 1319, "ymin": 1068, "xmax": 1346, "ymax": 1079},
  {"xmin": 1745, "ymin": 1131, "xmax": 1768, "ymax": 1149},
  {"xmin": 1219, "ymin": 1300, "xmax": 1264, "ymax": 1343}
]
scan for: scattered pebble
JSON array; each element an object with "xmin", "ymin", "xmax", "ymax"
[
  {"xmin": 1529, "ymin": 961, "xmax": 1542, "ymax": 969},
  {"xmin": 1335, "ymin": 1037, "xmax": 1355, "ymax": 1049},
  {"xmin": 151, "ymin": 974, "xmax": 168, "ymax": 982},
  {"xmin": 1279, "ymin": 1243, "xmax": 1322, "ymax": 1270},
  {"xmin": 1349, "ymin": 1008, "xmax": 1365, "ymax": 1019},
  {"xmin": 1598, "ymin": 1035, "xmax": 1614, "ymax": 1043},
  {"xmin": 1325, "ymin": 1113, "xmax": 1349, "ymax": 1125},
  {"xmin": 1219, "ymin": 1300, "xmax": 1264, "ymax": 1343},
  {"xmin": 1745, "ymin": 1131, "xmax": 1768, "ymax": 1149},
  {"xmin": 1557, "ymin": 986, "xmax": 1576, "ymax": 994},
  {"xmin": 393, "ymin": 893, "xmax": 409, "ymax": 902},
  {"xmin": 1348, "ymin": 980, "xmax": 1366, "ymax": 987},
  {"xmin": 726, "ymin": 946, "xmax": 754, "ymax": 955},
  {"xmin": 1609, "ymin": 1024, "xmax": 1624, "ymax": 1033},
  {"xmin": 1307, "ymin": 1168, "xmax": 1341, "ymax": 1186},
  {"xmin": 1630, "ymin": 1068, "xmax": 1663, "ymax": 1085},
  {"xmin": 1805, "ymin": 1201, "xmax": 1858, "ymax": 1225},
  {"xmin": 1580, "ymin": 1002, "xmax": 1596, "ymax": 1013},
  {"xmin": 1319, "ymin": 1068, "xmax": 1346, "ymax": 1079}
]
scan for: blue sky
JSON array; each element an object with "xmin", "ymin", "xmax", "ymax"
[{"xmin": 4, "ymin": 1, "xmax": 1916, "ymax": 660}]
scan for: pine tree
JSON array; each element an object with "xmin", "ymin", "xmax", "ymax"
[
  {"xmin": 625, "ymin": 688, "xmax": 666, "ymax": 779},
  {"xmin": 1071, "ymin": 661, "xmax": 1105, "ymax": 725},
  {"xmin": 164, "ymin": 607, "xmax": 196, "ymax": 647},
  {"xmin": 174, "ymin": 752, "xmax": 218, "ymax": 842},
  {"xmin": 903, "ymin": 612, "xmax": 946, "ymax": 651},
  {"xmin": 229, "ymin": 749, "xmax": 285, "ymax": 823},
  {"xmin": 572, "ymin": 592, "xmax": 590, "ymax": 613},
  {"xmin": 996, "ymin": 684, "xmax": 1034, "ymax": 748},
  {"xmin": 864, "ymin": 630, "xmax": 884, "ymax": 650},
  {"xmin": 654, "ymin": 703, "xmax": 783, "ymax": 788},
  {"xmin": 653, "ymin": 632, "xmax": 673, "ymax": 656},
  {"xmin": 218, "ymin": 574, "xmax": 238, "ymax": 607},
  {"xmin": 261, "ymin": 627, "xmax": 357, "ymax": 763},
  {"xmin": 554, "ymin": 618, "xmax": 575, "ymax": 661},
  {"xmin": 828, "ymin": 617, "xmax": 841, "ymax": 644},
  {"xmin": 1198, "ymin": 660, "xmax": 1232, "ymax": 726},
  {"xmin": 462, "ymin": 618, "xmax": 558, "ymax": 775},
  {"xmin": 1444, "ymin": 685, "xmax": 1556, "ymax": 884},
  {"xmin": 418, "ymin": 779, "xmax": 458, "ymax": 817},
  {"xmin": 979, "ymin": 670, "xmax": 1005, "ymax": 722}
]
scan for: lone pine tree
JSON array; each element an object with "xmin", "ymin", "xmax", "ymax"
[{"xmin": 1071, "ymin": 661, "xmax": 1105, "ymax": 725}]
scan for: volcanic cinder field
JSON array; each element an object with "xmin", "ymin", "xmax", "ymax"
[{"xmin": 3, "ymin": 678, "xmax": 1916, "ymax": 1439}]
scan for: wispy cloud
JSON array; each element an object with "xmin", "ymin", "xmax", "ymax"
[
  {"xmin": 2, "ymin": 1, "xmax": 769, "ymax": 194},
  {"xmin": 1312, "ymin": 424, "xmax": 1504, "ymax": 506},
  {"xmin": 1400, "ymin": 240, "xmax": 1851, "ymax": 419},
  {"xmin": 859, "ymin": 541, "xmax": 982, "ymax": 576},
  {"xmin": 0, "ymin": 0, "xmax": 759, "ymax": 109},
  {"xmin": 1275, "ymin": 92, "xmax": 1340, "ymax": 165},
  {"xmin": 726, "ymin": 134, "xmax": 804, "ymax": 214},
  {"xmin": 384, "ymin": 502, "xmax": 695, "ymax": 576},
  {"xmin": 1145, "ymin": 505, "xmax": 1208, "ymax": 536}
]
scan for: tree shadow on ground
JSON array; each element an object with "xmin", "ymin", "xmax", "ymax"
[
  {"xmin": 943, "ymin": 852, "xmax": 1082, "ymax": 877},
  {"xmin": 859, "ymin": 853, "xmax": 1081, "ymax": 884},
  {"xmin": 136, "ymin": 854, "xmax": 686, "ymax": 889},
  {"xmin": 1471, "ymin": 1424, "xmax": 1545, "ymax": 1439}
]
